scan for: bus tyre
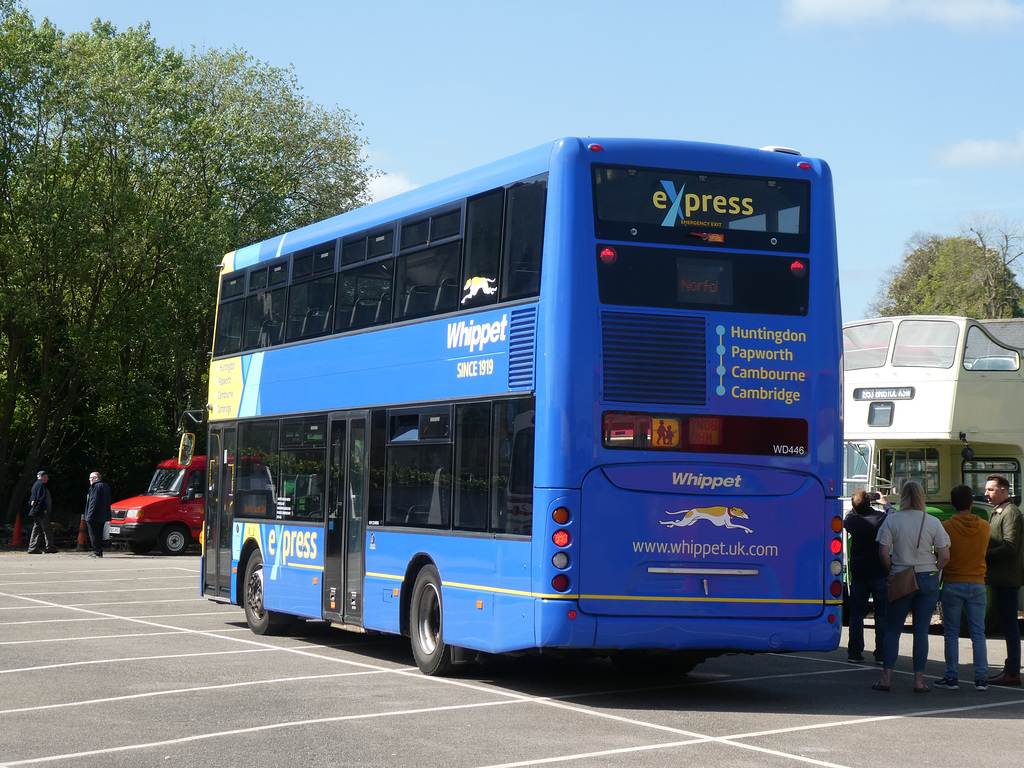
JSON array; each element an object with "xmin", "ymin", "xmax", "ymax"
[
  {"xmin": 409, "ymin": 564, "xmax": 454, "ymax": 676},
  {"xmin": 158, "ymin": 524, "xmax": 190, "ymax": 555},
  {"xmin": 244, "ymin": 551, "xmax": 290, "ymax": 636}
]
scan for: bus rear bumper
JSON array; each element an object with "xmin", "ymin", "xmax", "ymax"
[{"xmin": 537, "ymin": 599, "xmax": 842, "ymax": 653}]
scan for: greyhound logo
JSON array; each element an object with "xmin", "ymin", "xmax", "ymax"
[
  {"xmin": 660, "ymin": 505, "xmax": 753, "ymax": 534},
  {"xmin": 461, "ymin": 276, "xmax": 498, "ymax": 304}
]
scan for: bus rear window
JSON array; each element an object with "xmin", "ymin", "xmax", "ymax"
[
  {"xmin": 593, "ymin": 164, "xmax": 810, "ymax": 252},
  {"xmin": 596, "ymin": 244, "xmax": 808, "ymax": 316}
]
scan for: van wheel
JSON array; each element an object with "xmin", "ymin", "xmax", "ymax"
[
  {"xmin": 243, "ymin": 551, "xmax": 290, "ymax": 635},
  {"xmin": 158, "ymin": 525, "xmax": 189, "ymax": 555},
  {"xmin": 409, "ymin": 564, "xmax": 454, "ymax": 676},
  {"xmin": 128, "ymin": 541, "xmax": 155, "ymax": 555}
]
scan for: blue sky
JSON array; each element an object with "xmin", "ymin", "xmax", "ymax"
[{"xmin": 25, "ymin": 0, "xmax": 1024, "ymax": 322}]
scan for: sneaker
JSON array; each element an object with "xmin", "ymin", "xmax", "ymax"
[
  {"xmin": 933, "ymin": 677, "xmax": 959, "ymax": 690},
  {"xmin": 975, "ymin": 680, "xmax": 989, "ymax": 691},
  {"xmin": 847, "ymin": 654, "xmax": 865, "ymax": 663}
]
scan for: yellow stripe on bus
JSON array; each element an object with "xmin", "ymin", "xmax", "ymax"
[{"xmin": 365, "ymin": 572, "xmax": 840, "ymax": 605}]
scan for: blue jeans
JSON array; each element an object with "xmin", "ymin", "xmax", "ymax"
[
  {"xmin": 848, "ymin": 576, "xmax": 888, "ymax": 660},
  {"xmin": 883, "ymin": 571, "xmax": 940, "ymax": 672},
  {"xmin": 940, "ymin": 581, "xmax": 988, "ymax": 681},
  {"xmin": 991, "ymin": 585, "xmax": 1022, "ymax": 676}
]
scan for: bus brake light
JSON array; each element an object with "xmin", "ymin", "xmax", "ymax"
[
  {"xmin": 599, "ymin": 247, "xmax": 617, "ymax": 265},
  {"xmin": 553, "ymin": 529, "xmax": 570, "ymax": 548},
  {"xmin": 790, "ymin": 260, "xmax": 807, "ymax": 278},
  {"xmin": 830, "ymin": 538, "xmax": 842, "ymax": 555}
]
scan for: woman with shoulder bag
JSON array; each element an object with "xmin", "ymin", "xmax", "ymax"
[{"xmin": 872, "ymin": 481, "xmax": 950, "ymax": 693}]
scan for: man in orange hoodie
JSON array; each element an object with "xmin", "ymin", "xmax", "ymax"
[{"xmin": 934, "ymin": 484, "xmax": 990, "ymax": 691}]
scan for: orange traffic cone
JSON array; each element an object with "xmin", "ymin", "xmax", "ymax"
[
  {"xmin": 11, "ymin": 513, "xmax": 23, "ymax": 547},
  {"xmin": 76, "ymin": 515, "xmax": 89, "ymax": 551}
]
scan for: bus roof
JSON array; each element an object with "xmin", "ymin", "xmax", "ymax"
[{"xmin": 224, "ymin": 137, "xmax": 830, "ymax": 273}]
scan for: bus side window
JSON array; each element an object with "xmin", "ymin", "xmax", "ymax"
[
  {"xmin": 461, "ymin": 189, "xmax": 504, "ymax": 309},
  {"xmin": 491, "ymin": 399, "xmax": 534, "ymax": 535},
  {"xmin": 501, "ymin": 178, "xmax": 546, "ymax": 302},
  {"xmin": 214, "ymin": 299, "xmax": 244, "ymax": 356},
  {"xmin": 244, "ymin": 289, "xmax": 286, "ymax": 350},
  {"xmin": 454, "ymin": 403, "xmax": 490, "ymax": 531}
]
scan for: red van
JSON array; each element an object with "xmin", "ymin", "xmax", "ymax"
[{"xmin": 109, "ymin": 457, "xmax": 206, "ymax": 555}]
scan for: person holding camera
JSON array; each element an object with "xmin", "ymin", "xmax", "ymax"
[{"xmin": 844, "ymin": 488, "xmax": 889, "ymax": 664}]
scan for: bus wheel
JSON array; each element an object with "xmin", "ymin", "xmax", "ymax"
[
  {"xmin": 409, "ymin": 565, "xmax": 454, "ymax": 676},
  {"xmin": 128, "ymin": 541, "xmax": 155, "ymax": 555},
  {"xmin": 243, "ymin": 552, "xmax": 290, "ymax": 636},
  {"xmin": 158, "ymin": 524, "xmax": 189, "ymax": 555}
]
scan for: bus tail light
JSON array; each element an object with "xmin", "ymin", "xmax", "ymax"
[
  {"xmin": 552, "ymin": 574, "xmax": 570, "ymax": 592},
  {"xmin": 829, "ymin": 581, "xmax": 843, "ymax": 598}
]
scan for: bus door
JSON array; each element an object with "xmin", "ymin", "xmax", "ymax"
[
  {"xmin": 323, "ymin": 413, "xmax": 368, "ymax": 625},
  {"xmin": 203, "ymin": 427, "xmax": 235, "ymax": 600}
]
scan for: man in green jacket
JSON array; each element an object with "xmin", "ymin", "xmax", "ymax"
[{"xmin": 984, "ymin": 474, "xmax": 1024, "ymax": 686}]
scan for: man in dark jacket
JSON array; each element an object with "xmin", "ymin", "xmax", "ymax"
[
  {"xmin": 984, "ymin": 474, "xmax": 1023, "ymax": 686},
  {"xmin": 84, "ymin": 471, "xmax": 112, "ymax": 558},
  {"xmin": 843, "ymin": 488, "xmax": 889, "ymax": 664},
  {"xmin": 27, "ymin": 470, "xmax": 58, "ymax": 554}
]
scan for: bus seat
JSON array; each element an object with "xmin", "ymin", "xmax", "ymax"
[
  {"xmin": 427, "ymin": 468, "xmax": 445, "ymax": 526},
  {"xmin": 258, "ymin": 320, "xmax": 283, "ymax": 347},
  {"xmin": 406, "ymin": 505, "xmax": 429, "ymax": 525},
  {"xmin": 334, "ymin": 304, "xmax": 354, "ymax": 331},
  {"xmin": 402, "ymin": 285, "xmax": 433, "ymax": 318},
  {"xmin": 374, "ymin": 293, "xmax": 392, "ymax": 324},
  {"xmin": 301, "ymin": 306, "xmax": 332, "ymax": 337},
  {"xmin": 350, "ymin": 298, "xmax": 377, "ymax": 327},
  {"xmin": 434, "ymin": 278, "xmax": 459, "ymax": 312}
]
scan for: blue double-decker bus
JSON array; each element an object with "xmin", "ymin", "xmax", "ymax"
[{"xmin": 202, "ymin": 137, "xmax": 844, "ymax": 675}]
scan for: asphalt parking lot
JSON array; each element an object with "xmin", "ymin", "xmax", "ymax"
[{"xmin": 2, "ymin": 549, "xmax": 1023, "ymax": 768}]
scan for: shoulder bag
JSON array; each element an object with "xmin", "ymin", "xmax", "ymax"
[{"xmin": 887, "ymin": 510, "xmax": 926, "ymax": 602}]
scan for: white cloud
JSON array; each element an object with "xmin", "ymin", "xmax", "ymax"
[
  {"xmin": 935, "ymin": 130, "xmax": 1024, "ymax": 167},
  {"xmin": 785, "ymin": 0, "xmax": 1024, "ymax": 27},
  {"xmin": 368, "ymin": 171, "xmax": 418, "ymax": 203}
]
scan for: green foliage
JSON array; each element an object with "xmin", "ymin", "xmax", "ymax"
[
  {"xmin": 0, "ymin": 4, "xmax": 376, "ymax": 521},
  {"xmin": 872, "ymin": 226, "xmax": 1024, "ymax": 319}
]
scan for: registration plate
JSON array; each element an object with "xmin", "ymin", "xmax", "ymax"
[{"xmin": 108, "ymin": 526, "xmax": 121, "ymax": 535}]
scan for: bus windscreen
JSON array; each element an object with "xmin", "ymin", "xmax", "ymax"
[{"xmin": 592, "ymin": 164, "xmax": 810, "ymax": 252}]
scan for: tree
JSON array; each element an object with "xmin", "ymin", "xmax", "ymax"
[
  {"xmin": 871, "ymin": 221, "xmax": 1024, "ymax": 319},
  {"xmin": 0, "ymin": 4, "xmax": 377, "ymax": 525}
]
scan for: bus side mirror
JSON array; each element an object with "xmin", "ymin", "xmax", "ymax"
[{"xmin": 178, "ymin": 433, "xmax": 195, "ymax": 467}]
